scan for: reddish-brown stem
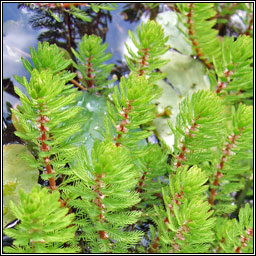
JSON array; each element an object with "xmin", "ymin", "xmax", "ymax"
[
  {"xmin": 37, "ymin": 113, "xmax": 57, "ymax": 191},
  {"xmin": 235, "ymin": 228, "xmax": 253, "ymax": 253},
  {"xmin": 36, "ymin": 106, "xmax": 72, "ymax": 211},
  {"xmin": 216, "ymin": 81, "xmax": 226, "ymax": 94},
  {"xmin": 137, "ymin": 171, "xmax": 147, "ymax": 193},
  {"xmin": 216, "ymin": 68, "xmax": 234, "ymax": 94},
  {"xmin": 174, "ymin": 117, "xmax": 200, "ymax": 170},
  {"xmin": 114, "ymin": 102, "xmax": 132, "ymax": 147},
  {"xmin": 86, "ymin": 56, "xmax": 95, "ymax": 88},
  {"xmin": 93, "ymin": 173, "xmax": 109, "ymax": 240},
  {"xmin": 149, "ymin": 237, "xmax": 160, "ymax": 253},
  {"xmin": 187, "ymin": 4, "xmax": 212, "ymax": 69},
  {"xmin": 37, "ymin": 111, "xmax": 70, "ymax": 211},
  {"xmin": 208, "ymin": 129, "xmax": 243, "ymax": 205},
  {"xmin": 128, "ymin": 47, "xmax": 151, "ymax": 187},
  {"xmin": 150, "ymin": 188, "xmax": 184, "ymax": 253},
  {"xmin": 45, "ymin": 158, "xmax": 56, "ymax": 191},
  {"xmin": 138, "ymin": 48, "xmax": 150, "ymax": 76},
  {"xmin": 135, "ymin": 50, "xmax": 151, "ymax": 188},
  {"xmin": 168, "ymin": 220, "xmax": 190, "ymax": 253},
  {"xmin": 216, "ymin": 237, "xmax": 226, "ymax": 253}
]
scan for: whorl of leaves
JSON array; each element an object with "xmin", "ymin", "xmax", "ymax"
[
  {"xmin": 125, "ymin": 20, "xmax": 169, "ymax": 83},
  {"xmin": 3, "ymin": 186, "xmax": 79, "ymax": 253},
  {"xmin": 71, "ymin": 34, "xmax": 114, "ymax": 92}
]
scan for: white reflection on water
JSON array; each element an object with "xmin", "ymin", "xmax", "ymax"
[
  {"xmin": 3, "ymin": 5, "xmax": 45, "ymax": 94},
  {"xmin": 3, "ymin": 20, "xmax": 34, "ymax": 79}
]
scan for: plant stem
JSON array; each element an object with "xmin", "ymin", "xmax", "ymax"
[
  {"xmin": 86, "ymin": 56, "xmax": 95, "ymax": 88},
  {"xmin": 44, "ymin": 157, "xmax": 56, "ymax": 190},
  {"xmin": 70, "ymin": 79, "xmax": 87, "ymax": 90},
  {"xmin": 138, "ymin": 48, "xmax": 149, "ymax": 76},
  {"xmin": 37, "ymin": 112, "xmax": 57, "ymax": 191},
  {"xmin": 208, "ymin": 129, "xmax": 244, "ymax": 205},
  {"xmin": 187, "ymin": 4, "xmax": 212, "ymax": 69}
]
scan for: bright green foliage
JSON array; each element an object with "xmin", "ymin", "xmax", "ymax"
[
  {"xmin": 106, "ymin": 74, "xmax": 161, "ymax": 148},
  {"xmin": 11, "ymin": 69, "xmax": 82, "ymax": 179},
  {"xmin": 67, "ymin": 5, "xmax": 92, "ymax": 22},
  {"xmin": 125, "ymin": 20, "xmax": 169, "ymax": 83},
  {"xmin": 20, "ymin": 41, "xmax": 72, "ymax": 75},
  {"xmin": 66, "ymin": 3, "xmax": 118, "ymax": 22},
  {"xmin": 71, "ymin": 34, "xmax": 114, "ymax": 92},
  {"xmin": 151, "ymin": 166, "xmax": 216, "ymax": 253},
  {"xmin": 215, "ymin": 203, "xmax": 253, "ymax": 253},
  {"xmin": 88, "ymin": 3, "xmax": 118, "ymax": 12},
  {"xmin": 211, "ymin": 35, "xmax": 253, "ymax": 103},
  {"xmin": 164, "ymin": 3, "xmax": 253, "ymax": 105},
  {"xmin": 177, "ymin": 3, "xmax": 221, "ymax": 64},
  {"xmin": 3, "ymin": 186, "xmax": 79, "ymax": 253},
  {"xmin": 69, "ymin": 4, "xmax": 117, "ymax": 22},
  {"xmin": 61, "ymin": 141, "xmax": 143, "ymax": 253},
  {"xmin": 3, "ymin": 4, "xmax": 253, "ymax": 254},
  {"xmin": 134, "ymin": 144, "xmax": 169, "ymax": 211},
  {"xmin": 208, "ymin": 104, "xmax": 253, "ymax": 215},
  {"xmin": 168, "ymin": 90, "xmax": 226, "ymax": 167},
  {"xmin": 177, "ymin": 3, "xmax": 253, "ymax": 103}
]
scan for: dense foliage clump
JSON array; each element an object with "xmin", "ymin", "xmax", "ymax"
[{"xmin": 3, "ymin": 3, "xmax": 253, "ymax": 254}]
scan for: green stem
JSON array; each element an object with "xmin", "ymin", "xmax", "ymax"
[{"xmin": 231, "ymin": 179, "xmax": 251, "ymax": 218}]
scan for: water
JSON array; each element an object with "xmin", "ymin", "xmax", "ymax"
[
  {"xmin": 3, "ymin": 3, "xmax": 141, "ymax": 81},
  {"xmin": 2, "ymin": 3, "xmax": 145, "ymax": 144}
]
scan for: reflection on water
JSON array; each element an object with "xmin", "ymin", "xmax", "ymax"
[
  {"xmin": 3, "ymin": 4, "xmax": 43, "ymax": 89},
  {"xmin": 3, "ymin": 3, "xmax": 142, "ymax": 83},
  {"xmin": 17, "ymin": 3, "xmax": 113, "ymax": 58},
  {"xmin": 2, "ymin": 3, "xmax": 156, "ymax": 145}
]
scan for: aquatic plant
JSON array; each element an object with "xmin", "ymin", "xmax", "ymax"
[{"xmin": 3, "ymin": 4, "xmax": 253, "ymax": 254}]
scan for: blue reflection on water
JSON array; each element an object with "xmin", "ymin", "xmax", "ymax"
[
  {"xmin": 3, "ymin": 3, "xmax": 45, "ymax": 94},
  {"xmin": 2, "ymin": 3, "xmax": 145, "ymax": 113},
  {"xmin": 105, "ymin": 3, "xmax": 141, "ymax": 63},
  {"xmin": 3, "ymin": 3, "xmax": 141, "ymax": 84}
]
